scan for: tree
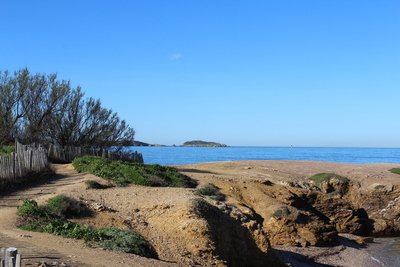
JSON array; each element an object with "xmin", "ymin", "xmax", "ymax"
[{"xmin": 0, "ymin": 68, "xmax": 135, "ymax": 149}]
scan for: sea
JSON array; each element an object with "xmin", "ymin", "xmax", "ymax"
[
  {"xmin": 128, "ymin": 146, "xmax": 400, "ymax": 166},
  {"xmin": 128, "ymin": 146, "xmax": 400, "ymax": 266}
]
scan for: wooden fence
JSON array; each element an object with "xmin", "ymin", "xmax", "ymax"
[
  {"xmin": 1, "ymin": 247, "xmax": 21, "ymax": 267},
  {"xmin": 0, "ymin": 141, "xmax": 144, "ymax": 182},
  {"xmin": 0, "ymin": 141, "xmax": 49, "ymax": 181},
  {"xmin": 46, "ymin": 144, "xmax": 144, "ymax": 163}
]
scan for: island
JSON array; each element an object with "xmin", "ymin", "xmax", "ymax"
[{"xmin": 181, "ymin": 140, "xmax": 227, "ymax": 147}]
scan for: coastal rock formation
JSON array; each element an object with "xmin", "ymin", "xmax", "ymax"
[{"xmin": 176, "ymin": 161, "xmax": 400, "ymax": 249}]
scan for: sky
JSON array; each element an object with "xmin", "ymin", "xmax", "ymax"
[{"xmin": 1, "ymin": 0, "xmax": 399, "ymax": 147}]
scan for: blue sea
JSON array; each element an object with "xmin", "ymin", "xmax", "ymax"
[
  {"xmin": 129, "ymin": 146, "xmax": 400, "ymax": 266},
  {"xmin": 128, "ymin": 146, "xmax": 400, "ymax": 166}
]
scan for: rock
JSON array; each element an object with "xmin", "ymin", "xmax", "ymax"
[
  {"xmin": 91, "ymin": 203, "xmax": 106, "ymax": 211},
  {"xmin": 355, "ymin": 236, "xmax": 374, "ymax": 246}
]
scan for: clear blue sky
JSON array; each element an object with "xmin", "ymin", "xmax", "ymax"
[{"xmin": 1, "ymin": 1, "xmax": 399, "ymax": 147}]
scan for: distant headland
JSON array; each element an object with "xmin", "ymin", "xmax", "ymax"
[
  {"xmin": 180, "ymin": 140, "xmax": 227, "ymax": 147},
  {"xmin": 129, "ymin": 141, "xmax": 165, "ymax": 147}
]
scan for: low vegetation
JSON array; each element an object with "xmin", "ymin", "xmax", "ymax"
[
  {"xmin": 271, "ymin": 206, "xmax": 291, "ymax": 219},
  {"xmin": 196, "ymin": 183, "xmax": 225, "ymax": 201},
  {"xmin": 16, "ymin": 195, "xmax": 156, "ymax": 258},
  {"xmin": 0, "ymin": 145, "xmax": 15, "ymax": 156},
  {"xmin": 85, "ymin": 180, "xmax": 110, "ymax": 189},
  {"xmin": 309, "ymin": 173, "xmax": 349, "ymax": 186},
  {"xmin": 72, "ymin": 156, "xmax": 197, "ymax": 188},
  {"xmin": 389, "ymin": 168, "xmax": 400, "ymax": 175}
]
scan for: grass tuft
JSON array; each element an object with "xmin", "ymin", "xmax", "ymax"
[
  {"xmin": 309, "ymin": 173, "xmax": 349, "ymax": 187},
  {"xmin": 389, "ymin": 168, "xmax": 400, "ymax": 175},
  {"xmin": 196, "ymin": 183, "xmax": 225, "ymax": 201}
]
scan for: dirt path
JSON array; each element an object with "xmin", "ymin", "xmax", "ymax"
[{"xmin": 0, "ymin": 164, "xmax": 177, "ymax": 267}]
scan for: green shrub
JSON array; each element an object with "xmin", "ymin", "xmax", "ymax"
[
  {"xmin": 0, "ymin": 145, "xmax": 15, "ymax": 156},
  {"xmin": 309, "ymin": 173, "xmax": 349, "ymax": 186},
  {"xmin": 16, "ymin": 199, "xmax": 53, "ymax": 228},
  {"xmin": 98, "ymin": 228, "xmax": 153, "ymax": 256},
  {"xmin": 45, "ymin": 195, "xmax": 85, "ymax": 218},
  {"xmin": 271, "ymin": 206, "xmax": 291, "ymax": 219},
  {"xmin": 72, "ymin": 156, "xmax": 197, "ymax": 188},
  {"xmin": 19, "ymin": 222, "xmax": 44, "ymax": 232},
  {"xmin": 17, "ymin": 199, "xmax": 51, "ymax": 220},
  {"xmin": 389, "ymin": 168, "xmax": 400, "ymax": 175},
  {"xmin": 197, "ymin": 183, "xmax": 225, "ymax": 201}
]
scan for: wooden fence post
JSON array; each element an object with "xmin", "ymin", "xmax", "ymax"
[
  {"xmin": 1, "ymin": 247, "xmax": 5, "ymax": 267},
  {"xmin": 15, "ymin": 254, "xmax": 21, "ymax": 267},
  {"xmin": 5, "ymin": 247, "xmax": 17, "ymax": 267}
]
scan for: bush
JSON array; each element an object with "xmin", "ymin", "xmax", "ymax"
[
  {"xmin": 197, "ymin": 183, "xmax": 225, "ymax": 201},
  {"xmin": 98, "ymin": 228, "xmax": 155, "ymax": 257},
  {"xmin": 0, "ymin": 145, "xmax": 15, "ymax": 156},
  {"xmin": 45, "ymin": 195, "xmax": 85, "ymax": 218},
  {"xmin": 72, "ymin": 156, "xmax": 197, "ymax": 188},
  {"xmin": 309, "ymin": 173, "xmax": 349, "ymax": 186},
  {"xmin": 16, "ymin": 199, "xmax": 53, "ymax": 228},
  {"xmin": 389, "ymin": 168, "xmax": 400, "ymax": 175}
]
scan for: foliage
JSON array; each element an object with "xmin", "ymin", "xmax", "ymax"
[
  {"xmin": 197, "ymin": 183, "xmax": 225, "ymax": 201},
  {"xmin": 309, "ymin": 173, "xmax": 349, "ymax": 186},
  {"xmin": 271, "ymin": 206, "xmax": 291, "ymax": 219},
  {"xmin": 17, "ymin": 199, "xmax": 50, "ymax": 220},
  {"xmin": 16, "ymin": 196, "xmax": 155, "ymax": 258},
  {"xmin": 72, "ymin": 156, "xmax": 197, "ymax": 188},
  {"xmin": 98, "ymin": 228, "xmax": 155, "ymax": 257},
  {"xmin": 85, "ymin": 180, "xmax": 110, "ymax": 189},
  {"xmin": 44, "ymin": 194, "xmax": 85, "ymax": 218},
  {"xmin": 389, "ymin": 168, "xmax": 400, "ymax": 175},
  {"xmin": 0, "ymin": 68, "xmax": 135, "ymax": 148},
  {"xmin": 0, "ymin": 145, "xmax": 14, "ymax": 156},
  {"xmin": 16, "ymin": 199, "xmax": 53, "ymax": 228}
]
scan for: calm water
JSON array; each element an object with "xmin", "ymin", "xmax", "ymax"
[
  {"xmin": 129, "ymin": 146, "xmax": 400, "ymax": 265},
  {"xmin": 128, "ymin": 146, "xmax": 400, "ymax": 166}
]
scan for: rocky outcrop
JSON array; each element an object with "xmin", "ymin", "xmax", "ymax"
[{"xmin": 246, "ymin": 178, "xmax": 400, "ymax": 245}]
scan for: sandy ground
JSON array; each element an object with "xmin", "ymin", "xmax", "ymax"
[
  {"xmin": 1, "ymin": 160, "xmax": 398, "ymax": 266},
  {"xmin": 0, "ymin": 164, "xmax": 178, "ymax": 267}
]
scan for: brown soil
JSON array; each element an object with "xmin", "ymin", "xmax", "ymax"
[{"xmin": 1, "ymin": 160, "xmax": 399, "ymax": 266}]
